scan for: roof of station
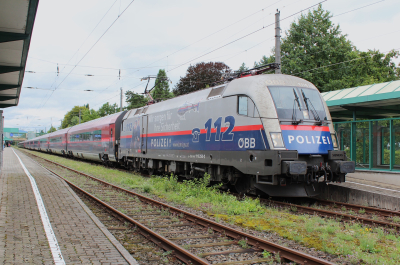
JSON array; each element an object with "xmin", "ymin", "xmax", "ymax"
[
  {"xmin": 0, "ymin": 0, "xmax": 39, "ymax": 108},
  {"xmin": 4, "ymin": 127, "xmax": 19, "ymax": 133},
  {"xmin": 321, "ymin": 80, "xmax": 400, "ymax": 121}
]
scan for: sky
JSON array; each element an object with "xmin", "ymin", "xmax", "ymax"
[{"xmin": 3, "ymin": 0, "xmax": 400, "ymax": 132}]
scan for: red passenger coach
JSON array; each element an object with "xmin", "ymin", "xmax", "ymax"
[
  {"xmin": 66, "ymin": 111, "xmax": 126, "ymax": 163},
  {"xmin": 32, "ymin": 134, "xmax": 48, "ymax": 151},
  {"xmin": 48, "ymin": 127, "xmax": 71, "ymax": 155}
]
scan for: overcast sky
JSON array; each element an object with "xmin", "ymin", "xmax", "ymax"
[{"xmin": 3, "ymin": 0, "xmax": 400, "ymax": 132}]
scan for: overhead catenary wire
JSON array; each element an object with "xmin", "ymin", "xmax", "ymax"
[
  {"xmin": 82, "ymin": 44, "xmax": 400, "ymax": 118},
  {"xmin": 134, "ymin": 0, "xmax": 284, "ymax": 71},
  {"xmin": 331, "ymin": 0, "xmax": 385, "ymax": 18},
  {"xmin": 38, "ymin": 0, "xmax": 136, "ymax": 110},
  {"xmin": 292, "ymin": 48, "xmax": 400, "ymax": 75},
  {"xmin": 95, "ymin": 47, "xmax": 400, "ymax": 111},
  {"xmin": 180, "ymin": 0, "xmax": 389, "ymax": 72},
  {"xmin": 53, "ymin": 0, "xmax": 136, "ymax": 92},
  {"xmin": 167, "ymin": 0, "xmax": 387, "ymax": 73},
  {"xmin": 32, "ymin": 1, "xmax": 120, "ymax": 111},
  {"xmin": 53, "ymin": 0, "xmax": 119, "ymax": 86},
  {"xmin": 40, "ymin": 0, "xmax": 119, "ymax": 112},
  {"xmin": 167, "ymin": 0, "xmax": 327, "ymax": 73},
  {"xmin": 27, "ymin": 0, "xmax": 387, "ymax": 75},
  {"xmin": 88, "ymin": 0, "xmax": 295, "ymax": 96},
  {"xmin": 92, "ymin": 92, "xmax": 121, "ymax": 108}
]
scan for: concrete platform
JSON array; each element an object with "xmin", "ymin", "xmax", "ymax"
[
  {"xmin": 0, "ymin": 148, "xmax": 137, "ymax": 264},
  {"xmin": 318, "ymin": 170, "xmax": 400, "ymax": 211}
]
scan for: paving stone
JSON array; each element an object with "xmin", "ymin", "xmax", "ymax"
[{"xmin": 0, "ymin": 149, "xmax": 132, "ymax": 264}]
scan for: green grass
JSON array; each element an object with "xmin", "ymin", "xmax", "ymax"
[{"xmin": 22, "ymin": 148, "xmax": 400, "ymax": 265}]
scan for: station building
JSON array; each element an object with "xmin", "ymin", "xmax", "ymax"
[
  {"xmin": 3, "ymin": 127, "xmax": 27, "ymax": 146},
  {"xmin": 322, "ymin": 80, "xmax": 400, "ymax": 172}
]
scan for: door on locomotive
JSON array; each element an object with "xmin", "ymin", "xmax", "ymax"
[{"xmin": 141, "ymin": 115, "xmax": 148, "ymax": 154}]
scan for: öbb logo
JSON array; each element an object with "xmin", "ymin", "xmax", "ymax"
[{"xmin": 238, "ymin": 138, "xmax": 256, "ymax": 149}]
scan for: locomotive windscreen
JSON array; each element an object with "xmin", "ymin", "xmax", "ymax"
[{"xmin": 268, "ymin": 86, "xmax": 327, "ymax": 122}]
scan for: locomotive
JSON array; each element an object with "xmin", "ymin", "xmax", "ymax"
[{"xmin": 20, "ymin": 72, "xmax": 355, "ymax": 197}]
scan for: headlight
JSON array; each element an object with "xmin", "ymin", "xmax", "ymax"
[
  {"xmin": 270, "ymin": 132, "xmax": 285, "ymax": 148},
  {"xmin": 331, "ymin": 133, "xmax": 338, "ymax": 148}
]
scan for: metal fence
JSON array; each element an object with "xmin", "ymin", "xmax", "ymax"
[{"xmin": 335, "ymin": 117, "xmax": 400, "ymax": 171}]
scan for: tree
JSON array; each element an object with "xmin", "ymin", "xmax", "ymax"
[
  {"xmin": 81, "ymin": 108, "xmax": 100, "ymax": 123},
  {"xmin": 238, "ymin": 63, "xmax": 249, "ymax": 72},
  {"xmin": 48, "ymin": 126, "xmax": 57, "ymax": 133},
  {"xmin": 279, "ymin": 5, "xmax": 356, "ymax": 91},
  {"xmin": 125, "ymin": 91, "xmax": 147, "ymax": 109},
  {"xmin": 339, "ymin": 49, "xmax": 399, "ymax": 89},
  {"xmin": 151, "ymin": 69, "xmax": 173, "ymax": 101},
  {"xmin": 60, "ymin": 105, "xmax": 99, "ymax": 128},
  {"xmin": 69, "ymin": 116, "xmax": 80, "ymax": 127},
  {"xmin": 254, "ymin": 55, "xmax": 275, "ymax": 68},
  {"xmin": 98, "ymin": 102, "xmax": 119, "ymax": 117},
  {"xmin": 61, "ymin": 105, "xmax": 89, "ymax": 128},
  {"xmin": 257, "ymin": 5, "xmax": 399, "ymax": 92},
  {"xmin": 173, "ymin": 62, "xmax": 231, "ymax": 96}
]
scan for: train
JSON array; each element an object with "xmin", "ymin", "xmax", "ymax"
[{"xmin": 19, "ymin": 73, "xmax": 355, "ymax": 197}]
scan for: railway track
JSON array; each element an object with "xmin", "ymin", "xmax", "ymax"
[
  {"xmin": 22, "ymin": 148, "xmax": 400, "ymax": 231},
  {"xmin": 75, "ymin": 190, "xmax": 175, "ymax": 264},
  {"xmin": 263, "ymin": 198, "xmax": 400, "ymax": 231},
  {"xmin": 22, "ymin": 149, "xmax": 334, "ymax": 265}
]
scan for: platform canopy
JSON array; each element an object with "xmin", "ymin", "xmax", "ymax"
[
  {"xmin": 0, "ymin": 0, "xmax": 39, "ymax": 108},
  {"xmin": 321, "ymin": 80, "xmax": 400, "ymax": 121}
]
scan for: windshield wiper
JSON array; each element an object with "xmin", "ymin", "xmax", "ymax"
[
  {"xmin": 301, "ymin": 89, "xmax": 322, "ymax": 124},
  {"xmin": 292, "ymin": 89, "xmax": 302, "ymax": 125}
]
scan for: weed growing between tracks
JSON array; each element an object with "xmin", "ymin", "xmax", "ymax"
[{"xmin": 24, "ymin": 149, "xmax": 400, "ymax": 265}]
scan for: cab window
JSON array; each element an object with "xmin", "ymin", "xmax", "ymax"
[
  {"xmin": 238, "ymin": 96, "xmax": 259, "ymax": 117},
  {"xmin": 238, "ymin": 96, "xmax": 247, "ymax": 115}
]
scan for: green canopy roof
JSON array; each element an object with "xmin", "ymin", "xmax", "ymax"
[
  {"xmin": 321, "ymin": 80, "xmax": 400, "ymax": 121},
  {"xmin": 4, "ymin": 128, "xmax": 19, "ymax": 133}
]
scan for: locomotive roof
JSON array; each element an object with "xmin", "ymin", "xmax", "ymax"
[{"xmin": 125, "ymin": 74, "xmax": 319, "ymax": 119}]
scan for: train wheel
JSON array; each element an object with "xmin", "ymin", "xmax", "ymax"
[
  {"xmin": 233, "ymin": 176, "xmax": 251, "ymax": 195},
  {"xmin": 148, "ymin": 168, "xmax": 156, "ymax": 176}
]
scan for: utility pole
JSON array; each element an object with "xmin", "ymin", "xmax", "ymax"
[
  {"xmin": 79, "ymin": 109, "xmax": 81, "ymax": 124},
  {"xmin": 275, "ymin": 9, "xmax": 281, "ymax": 74},
  {"xmin": 120, "ymin": 87, "xmax": 123, "ymax": 111}
]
